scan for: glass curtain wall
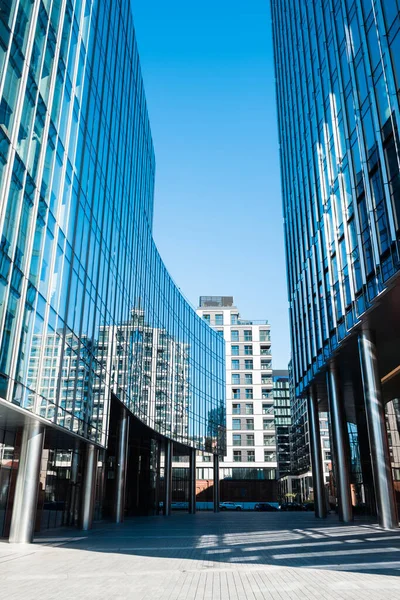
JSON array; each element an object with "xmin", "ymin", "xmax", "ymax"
[
  {"xmin": 271, "ymin": 0, "xmax": 400, "ymax": 395},
  {"xmin": 0, "ymin": 1, "xmax": 225, "ymax": 455}
]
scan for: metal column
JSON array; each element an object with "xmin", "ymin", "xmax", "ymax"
[
  {"xmin": 115, "ymin": 408, "xmax": 129, "ymax": 523},
  {"xmin": 67, "ymin": 448, "xmax": 80, "ymax": 526},
  {"xmin": 164, "ymin": 439, "xmax": 172, "ymax": 516},
  {"xmin": 358, "ymin": 329, "xmax": 398, "ymax": 529},
  {"xmin": 189, "ymin": 448, "xmax": 196, "ymax": 514},
  {"xmin": 81, "ymin": 444, "xmax": 98, "ymax": 531},
  {"xmin": 213, "ymin": 454, "xmax": 220, "ymax": 512},
  {"xmin": 307, "ymin": 389, "xmax": 327, "ymax": 518},
  {"xmin": 155, "ymin": 439, "xmax": 162, "ymax": 514},
  {"xmin": 9, "ymin": 420, "xmax": 45, "ymax": 543},
  {"xmin": 327, "ymin": 362, "xmax": 353, "ymax": 522}
]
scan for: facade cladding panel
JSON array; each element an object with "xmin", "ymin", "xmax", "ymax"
[
  {"xmin": 271, "ymin": 0, "xmax": 400, "ymax": 396},
  {"xmin": 0, "ymin": 1, "xmax": 225, "ymax": 452}
]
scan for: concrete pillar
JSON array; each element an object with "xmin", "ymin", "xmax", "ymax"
[
  {"xmin": 327, "ymin": 362, "xmax": 353, "ymax": 522},
  {"xmin": 81, "ymin": 444, "xmax": 98, "ymax": 531},
  {"xmin": 358, "ymin": 329, "xmax": 398, "ymax": 529},
  {"xmin": 213, "ymin": 454, "xmax": 220, "ymax": 513},
  {"xmin": 9, "ymin": 420, "xmax": 45, "ymax": 543},
  {"xmin": 115, "ymin": 408, "xmax": 129, "ymax": 523},
  {"xmin": 189, "ymin": 448, "xmax": 196, "ymax": 514},
  {"xmin": 307, "ymin": 389, "xmax": 327, "ymax": 518},
  {"xmin": 164, "ymin": 439, "xmax": 172, "ymax": 516}
]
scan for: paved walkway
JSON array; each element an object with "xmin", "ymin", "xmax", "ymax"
[{"xmin": 1, "ymin": 512, "xmax": 400, "ymax": 599}]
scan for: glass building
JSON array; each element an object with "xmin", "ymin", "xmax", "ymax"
[
  {"xmin": 272, "ymin": 0, "xmax": 400, "ymax": 527},
  {"xmin": 0, "ymin": 0, "xmax": 225, "ymax": 542}
]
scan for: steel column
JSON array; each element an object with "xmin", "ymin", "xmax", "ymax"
[
  {"xmin": 115, "ymin": 408, "xmax": 129, "ymax": 523},
  {"xmin": 164, "ymin": 439, "xmax": 172, "ymax": 516},
  {"xmin": 307, "ymin": 389, "xmax": 327, "ymax": 518},
  {"xmin": 327, "ymin": 362, "xmax": 353, "ymax": 522},
  {"xmin": 67, "ymin": 448, "xmax": 80, "ymax": 526},
  {"xmin": 9, "ymin": 420, "xmax": 45, "ymax": 543},
  {"xmin": 358, "ymin": 330, "xmax": 398, "ymax": 529},
  {"xmin": 189, "ymin": 448, "xmax": 196, "ymax": 514},
  {"xmin": 213, "ymin": 454, "xmax": 220, "ymax": 512},
  {"xmin": 155, "ymin": 439, "xmax": 162, "ymax": 514},
  {"xmin": 81, "ymin": 444, "xmax": 98, "ymax": 531}
]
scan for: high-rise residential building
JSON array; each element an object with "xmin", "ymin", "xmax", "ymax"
[
  {"xmin": 272, "ymin": 369, "xmax": 291, "ymax": 478},
  {"xmin": 271, "ymin": 1, "xmax": 400, "ymax": 527},
  {"xmin": 0, "ymin": 1, "xmax": 225, "ymax": 542},
  {"xmin": 197, "ymin": 297, "xmax": 277, "ymax": 482},
  {"xmin": 278, "ymin": 364, "xmax": 332, "ymax": 504}
]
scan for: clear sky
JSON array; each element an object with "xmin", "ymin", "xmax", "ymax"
[{"xmin": 130, "ymin": 1, "xmax": 291, "ymax": 369}]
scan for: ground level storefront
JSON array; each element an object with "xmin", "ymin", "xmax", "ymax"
[{"xmin": 0, "ymin": 396, "xmax": 221, "ymax": 542}]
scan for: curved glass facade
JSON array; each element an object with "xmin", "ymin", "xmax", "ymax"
[
  {"xmin": 271, "ymin": 0, "xmax": 400, "ymax": 395},
  {"xmin": 0, "ymin": 0, "xmax": 225, "ymax": 453}
]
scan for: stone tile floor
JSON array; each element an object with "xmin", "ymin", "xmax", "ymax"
[{"xmin": 1, "ymin": 512, "xmax": 400, "ymax": 599}]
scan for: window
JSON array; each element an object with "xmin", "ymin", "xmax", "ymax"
[
  {"xmin": 216, "ymin": 329, "xmax": 224, "ymax": 337},
  {"xmin": 246, "ymin": 434, "xmax": 254, "ymax": 446},
  {"xmin": 245, "ymin": 388, "xmax": 253, "ymax": 399},
  {"xmin": 231, "ymin": 359, "xmax": 239, "ymax": 370},
  {"xmin": 232, "ymin": 418, "xmax": 241, "ymax": 430},
  {"xmin": 203, "ymin": 314, "xmax": 210, "ymax": 323},
  {"xmin": 231, "ymin": 345, "xmax": 239, "ymax": 356},
  {"xmin": 260, "ymin": 345, "xmax": 271, "ymax": 355},
  {"xmin": 232, "ymin": 373, "xmax": 240, "ymax": 385},
  {"xmin": 244, "ymin": 345, "xmax": 253, "ymax": 355},
  {"xmin": 247, "ymin": 450, "xmax": 255, "ymax": 462},
  {"xmin": 260, "ymin": 330, "xmax": 270, "ymax": 342},
  {"xmin": 231, "ymin": 329, "xmax": 239, "ymax": 341},
  {"xmin": 246, "ymin": 418, "xmax": 254, "ymax": 430},
  {"xmin": 245, "ymin": 373, "xmax": 253, "ymax": 384},
  {"xmin": 232, "ymin": 388, "xmax": 240, "ymax": 399},
  {"xmin": 261, "ymin": 374, "xmax": 272, "ymax": 384},
  {"xmin": 215, "ymin": 314, "xmax": 223, "ymax": 325},
  {"xmin": 261, "ymin": 359, "xmax": 271, "ymax": 370},
  {"xmin": 244, "ymin": 329, "xmax": 252, "ymax": 341},
  {"xmin": 263, "ymin": 419, "xmax": 274, "ymax": 430},
  {"xmin": 262, "ymin": 388, "xmax": 271, "ymax": 399},
  {"xmin": 264, "ymin": 435, "xmax": 276, "ymax": 445},
  {"xmin": 245, "ymin": 403, "xmax": 253, "ymax": 415},
  {"xmin": 262, "ymin": 403, "xmax": 273, "ymax": 414},
  {"xmin": 231, "ymin": 313, "xmax": 239, "ymax": 325},
  {"xmin": 233, "ymin": 434, "xmax": 241, "ymax": 446},
  {"xmin": 264, "ymin": 451, "xmax": 276, "ymax": 462},
  {"xmin": 232, "ymin": 403, "xmax": 240, "ymax": 415},
  {"xmin": 233, "ymin": 450, "xmax": 242, "ymax": 462},
  {"xmin": 244, "ymin": 359, "xmax": 253, "ymax": 370}
]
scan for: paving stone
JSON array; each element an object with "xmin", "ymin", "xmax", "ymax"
[{"xmin": 1, "ymin": 512, "xmax": 400, "ymax": 599}]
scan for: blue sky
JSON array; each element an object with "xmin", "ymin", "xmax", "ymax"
[{"xmin": 131, "ymin": 1, "xmax": 290, "ymax": 369}]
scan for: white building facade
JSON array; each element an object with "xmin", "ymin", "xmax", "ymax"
[{"xmin": 197, "ymin": 297, "xmax": 277, "ymax": 480}]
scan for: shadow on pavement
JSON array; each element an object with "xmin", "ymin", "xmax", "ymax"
[{"xmin": 32, "ymin": 512, "xmax": 400, "ymax": 578}]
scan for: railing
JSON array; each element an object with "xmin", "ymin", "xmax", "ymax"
[{"xmin": 233, "ymin": 319, "xmax": 269, "ymax": 325}]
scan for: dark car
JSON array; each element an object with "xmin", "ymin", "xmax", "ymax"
[
  {"xmin": 302, "ymin": 502, "xmax": 315, "ymax": 511},
  {"xmin": 254, "ymin": 502, "xmax": 279, "ymax": 512},
  {"xmin": 280, "ymin": 502, "xmax": 303, "ymax": 511}
]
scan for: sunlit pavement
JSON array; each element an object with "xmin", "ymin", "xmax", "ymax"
[{"xmin": 1, "ymin": 512, "xmax": 400, "ymax": 599}]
